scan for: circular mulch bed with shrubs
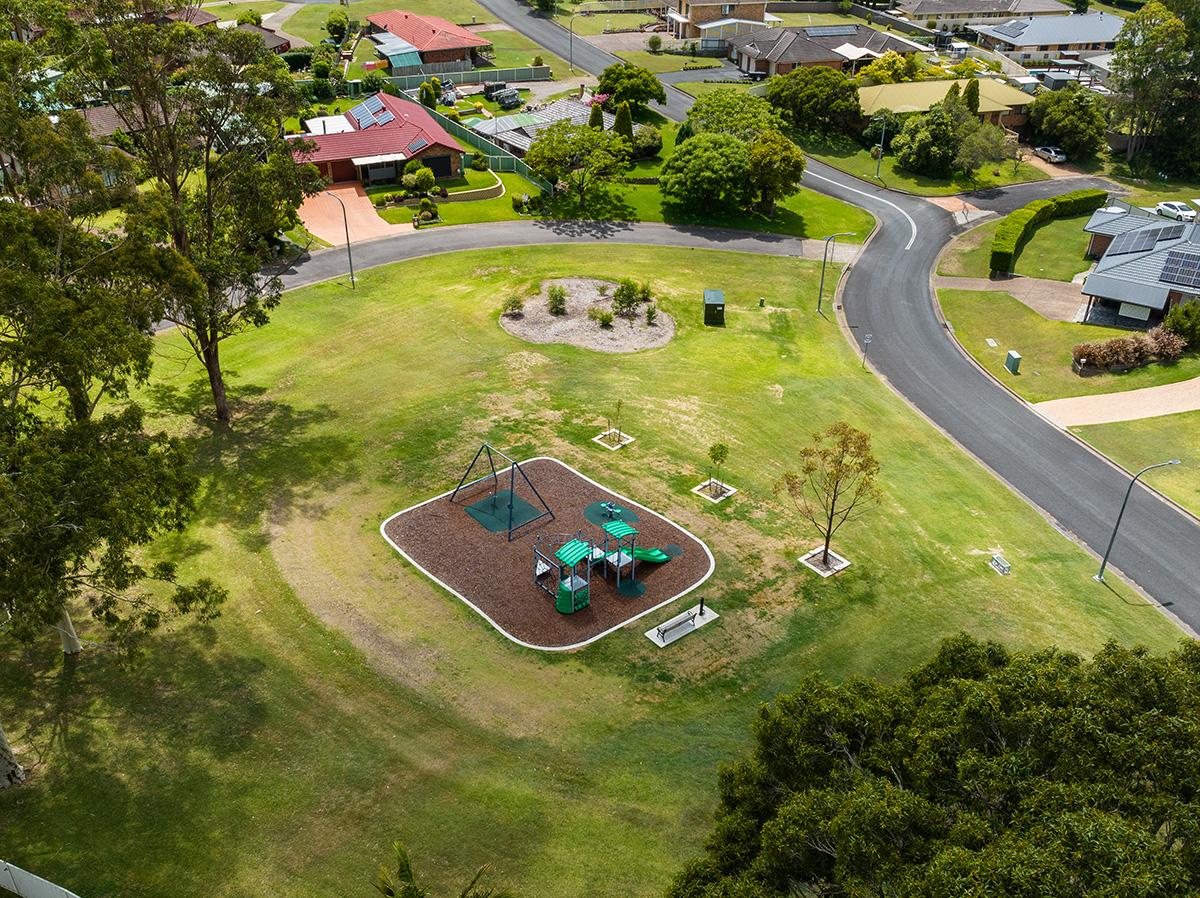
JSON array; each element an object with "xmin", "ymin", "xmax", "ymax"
[{"xmin": 499, "ymin": 277, "xmax": 675, "ymax": 354}]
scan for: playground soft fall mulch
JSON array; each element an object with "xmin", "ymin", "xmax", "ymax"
[{"xmin": 382, "ymin": 458, "xmax": 713, "ymax": 648}]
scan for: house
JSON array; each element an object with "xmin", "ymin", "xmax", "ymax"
[
  {"xmin": 729, "ymin": 24, "xmax": 926, "ymax": 77},
  {"xmin": 857, "ymin": 77, "xmax": 1033, "ymax": 125},
  {"xmin": 237, "ymin": 22, "xmax": 291, "ymax": 54},
  {"xmin": 159, "ymin": 6, "xmax": 219, "ymax": 27},
  {"xmin": 971, "ymin": 13, "xmax": 1123, "ymax": 63},
  {"xmin": 665, "ymin": 0, "xmax": 781, "ymax": 44},
  {"xmin": 468, "ymin": 98, "xmax": 614, "ymax": 157},
  {"xmin": 895, "ymin": 0, "xmax": 1065, "ymax": 31},
  {"xmin": 1081, "ymin": 203, "xmax": 1200, "ymax": 322},
  {"xmin": 291, "ymin": 92, "xmax": 464, "ymax": 184},
  {"xmin": 364, "ymin": 10, "xmax": 491, "ymax": 66},
  {"xmin": 1084, "ymin": 51, "xmax": 1116, "ymax": 85}
]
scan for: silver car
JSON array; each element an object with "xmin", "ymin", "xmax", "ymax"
[
  {"xmin": 1034, "ymin": 146, "xmax": 1067, "ymax": 163},
  {"xmin": 1155, "ymin": 201, "xmax": 1197, "ymax": 222}
]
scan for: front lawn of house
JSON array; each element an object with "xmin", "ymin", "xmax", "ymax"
[
  {"xmin": 1077, "ymin": 411, "xmax": 1200, "ymax": 517},
  {"xmin": 615, "ymin": 50, "xmax": 720, "ymax": 74},
  {"xmin": 939, "ymin": 214, "xmax": 1094, "ymax": 282}
]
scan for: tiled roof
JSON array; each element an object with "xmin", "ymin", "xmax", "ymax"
[
  {"xmin": 365, "ymin": 10, "xmax": 491, "ymax": 53},
  {"xmin": 1083, "ymin": 220, "xmax": 1200, "ymax": 309},
  {"xmin": 164, "ymin": 7, "xmax": 219, "ymax": 26},
  {"xmin": 1083, "ymin": 203, "xmax": 1157, "ymax": 237},
  {"xmin": 293, "ymin": 93, "xmax": 462, "ymax": 164},
  {"xmin": 237, "ymin": 22, "xmax": 289, "ymax": 50},
  {"xmin": 972, "ymin": 12, "xmax": 1123, "ymax": 46},
  {"xmin": 729, "ymin": 25, "xmax": 924, "ymax": 65}
]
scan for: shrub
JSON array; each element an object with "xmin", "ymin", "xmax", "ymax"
[
  {"xmin": 501, "ymin": 295, "xmax": 525, "ymax": 317},
  {"xmin": 446, "ymin": 109, "xmax": 462, "ymax": 123},
  {"xmin": 312, "ymin": 59, "xmax": 331, "ymax": 79},
  {"xmin": 419, "ymin": 196, "xmax": 433, "ymax": 212},
  {"xmin": 547, "ymin": 285, "xmax": 567, "ymax": 315},
  {"xmin": 438, "ymin": 186, "xmax": 448, "ymax": 198},
  {"xmin": 512, "ymin": 193, "xmax": 525, "ymax": 213},
  {"xmin": 412, "ymin": 167, "xmax": 436, "ymax": 194},
  {"xmin": 362, "ymin": 71, "xmax": 384, "ymax": 94},
  {"xmin": 281, "ymin": 48, "xmax": 314, "ymax": 72},
  {"xmin": 312, "ymin": 78, "xmax": 334, "ymax": 101},
  {"xmin": 631, "ymin": 124, "xmax": 662, "ymax": 159},
  {"xmin": 471, "ymin": 155, "xmax": 490, "ymax": 171},
  {"xmin": 1165, "ymin": 301, "xmax": 1200, "ymax": 349},
  {"xmin": 637, "ymin": 281, "xmax": 653, "ymax": 303},
  {"xmin": 989, "ymin": 189, "xmax": 1107, "ymax": 273},
  {"xmin": 612, "ymin": 278, "xmax": 641, "ymax": 317},
  {"xmin": 1073, "ymin": 327, "xmax": 1184, "ymax": 370},
  {"xmin": 837, "ymin": 0, "xmax": 852, "ymax": 10},
  {"xmin": 419, "ymin": 210, "xmax": 433, "ymax": 221},
  {"xmin": 645, "ymin": 304, "xmax": 658, "ymax": 326},
  {"xmin": 373, "ymin": 195, "xmax": 387, "ymax": 207},
  {"xmin": 588, "ymin": 307, "xmax": 615, "ymax": 327},
  {"xmin": 647, "ymin": 34, "xmax": 662, "ymax": 52},
  {"xmin": 1149, "ymin": 325, "xmax": 1187, "ymax": 359},
  {"xmin": 533, "ymin": 55, "xmax": 544, "ymax": 66}
]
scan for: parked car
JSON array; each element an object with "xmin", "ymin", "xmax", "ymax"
[
  {"xmin": 1155, "ymin": 201, "xmax": 1197, "ymax": 222},
  {"xmin": 1034, "ymin": 146, "xmax": 1067, "ymax": 163}
]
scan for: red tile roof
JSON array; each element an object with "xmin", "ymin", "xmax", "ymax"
[
  {"xmin": 365, "ymin": 10, "xmax": 491, "ymax": 52},
  {"xmin": 292, "ymin": 93, "xmax": 463, "ymax": 165}
]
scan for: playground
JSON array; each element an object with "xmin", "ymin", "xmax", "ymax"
[{"xmin": 382, "ymin": 454, "xmax": 714, "ymax": 649}]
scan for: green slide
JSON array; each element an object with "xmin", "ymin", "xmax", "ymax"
[{"xmin": 633, "ymin": 547, "xmax": 670, "ymax": 564}]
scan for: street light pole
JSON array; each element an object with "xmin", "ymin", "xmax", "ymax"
[
  {"xmin": 1094, "ymin": 459, "xmax": 1181, "ymax": 582},
  {"xmin": 325, "ymin": 189, "xmax": 355, "ymax": 289},
  {"xmin": 874, "ymin": 113, "xmax": 888, "ymax": 179},
  {"xmin": 817, "ymin": 231, "xmax": 855, "ymax": 314},
  {"xmin": 569, "ymin": 14, "xmax": 580, "ymax": 74},
  {"xmin": 862, "ymin": 333, "xmax": 873, "ymax": 369}
]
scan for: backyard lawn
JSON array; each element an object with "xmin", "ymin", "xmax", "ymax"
[
  {"xmin": 1, "ymin": 245, "xmax": 1181, "ymax": 898},
  {"xmin": 616, "ymin": 50, "xmax": 720, "ymax": 74},
  {"xmin": 801, "ymin": 133, "xmax": 1049, "ymax": 196},
  {"xmin": 1077, "ymin": 412, "xmax": 1200, "ymax": 517},
  {"xmin": 939, "ymin": 214, "xmax": 1093, "ymax": 281},
  {"xmin": 282, "ymin": 0, "xmax": 496, "ymax": 44},
  {"xmin": 481, "ymin": 28, "xmax": 571, "ymax": 76},
  {"xmin": 938, "ymin": 289, "xmax": 1200, "ymax": 403},
  {"xmin": 205, "ymin": 0, "xmax": 286, "ymax": 22}
]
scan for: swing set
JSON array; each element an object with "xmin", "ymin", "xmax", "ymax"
[{"xmin": 450, "ymin": 443, "xmax": 555, "ymax": 541}]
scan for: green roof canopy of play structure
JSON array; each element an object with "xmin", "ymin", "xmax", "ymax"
[
  {"xmin": 555, "ymin": 539, "xmax": 591, "ymax": 566},
  {"xmin": 603, "ymin": 519, "xmax": 638, "ymax": 539}
]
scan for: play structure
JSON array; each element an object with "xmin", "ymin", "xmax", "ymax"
[
  {"xmin": 451, "ymin": 443, "xmax": 554, "ymax": 541},
  {"xmin": 534, "ymin": 533, "xmax": 593, "ymax": 614}
]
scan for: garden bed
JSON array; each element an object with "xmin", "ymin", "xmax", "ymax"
[
  {"xmin": 381, "ymin": 458, "xmax": 714, "ymax": 649},
  {"xmin": 500, "ymin": 278, "xmax": 675, "ymax": 354}
]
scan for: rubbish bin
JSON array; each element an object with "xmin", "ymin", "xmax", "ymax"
[
  {"xmin": 704, "ymin": 289, "xmax": 725, "ymax": 327},
  {"xmin": 1005, "ymin": 350, "xmax": 1022, "ymax": 375}
]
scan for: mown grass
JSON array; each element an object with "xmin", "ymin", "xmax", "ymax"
[
  {"xmin": 1076, "ymin": 412, "xmax": 1200, "ymax": 517},
  {"xmin": 674, "ymin": 80, "xmax": 754, "ymax": 99},
  {"xmin": 206, "ymin": 0, "xmax": 286, "ymax": 22},
  {"xmin": 551, "ymin": 9, "xmax": 657, "ymax": 35},
  {"xmin": 939, "ymin": 214, "xmax": 1093, "ymax": 282},
  {"xmin": 282, "ymin": 0, "xmax": 496, "ymax": 44},
  {"xmin": 1, "ymin": 246, "xmax": 1183, "ymax": 898},
  {"xmin": 616, "ymin": 50, "xmax": 720, "ymax": 74},
  {"xmin": 938, "ymin": 289, "xmax": 1200, "ymax": 402}
]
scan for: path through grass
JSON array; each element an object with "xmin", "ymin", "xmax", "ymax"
[{"xmin": 2, "ymin": 247, "xmax": 1183, "ymax": 898}]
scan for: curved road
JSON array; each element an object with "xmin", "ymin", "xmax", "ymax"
[{"xmin": 282, "ymin": 3, "xmax": 1200, "ymax": 621}]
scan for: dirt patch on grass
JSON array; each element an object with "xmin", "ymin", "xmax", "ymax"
[{"xmin": 500, "ymin": 278, "xmax": 675, "ymax": 354}]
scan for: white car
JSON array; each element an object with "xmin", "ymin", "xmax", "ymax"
[
  {"xmin": 1155, "ymin": 201, "xmax": 1197, "ymax": 222},
  {"xmin": 1034, "ymin": 146, "xmax": 1067, "ymax": 163}
]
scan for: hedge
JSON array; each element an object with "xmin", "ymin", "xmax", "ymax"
[{"xmin": 988, "ymin": 188, "xmax": 1108, "ymax": 274}]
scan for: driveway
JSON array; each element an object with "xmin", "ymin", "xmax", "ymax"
[
  {"xmin": 298, "ymin": 183, "xmax": 409, "ymax": 246},
  {"xmin": 1037, "ymin": 376, "xmax": 1200, "ymax": 427},
  {"xmin": 934, "ymin": 274, "xmax": 1087, "ymax": 322}
]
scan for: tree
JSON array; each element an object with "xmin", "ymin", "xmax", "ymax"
[
  {"xmin": 891, "ymin": 103, "xmax": 960, "ymax": 177},
  {"xmin": 747, "ymin": 129, "xmax": 806, "ymax": 216},
  {"xmin": 613, "ymin": 100, "xmax": 634, "ymax": 144},
  {"xmin": 588, "ymin": 99, "xmax": 604, "ymax": 129},
  {"xmin": 954, "ymin": 121, "xmax": 1012, "ymax": 181},
  {"xmin": 684, "ymin": 87, "xmax": 781, "ymax": 141},
  {"xmin": 631, "ymin": 123, "xmax": 662, "ymax": 159},
  {"xmin": 1074, "ymin": 0, "xmax": 1090, "ymax": 12},
  {"xmin": 861, "ymin": 108, "xmax": 901, "ymax": 152},
  {"xmin": 237, "ymin": 8, "xmax": 262, "ymax": 25},
  {"xmin": 525, "ymin": 121, "xmax": 630, "ymax": 206},
  {"xmin": 659, "ymin": 132, "xmax": 750, "ymax": 213},
  {"xmin": 419, "ymin": 80, "xmax": 436, "ymax": 108},
  {"xmin": 325, "ymin": 8, "xmax": 349, "ymax": 42},
  {"xmin": 1028, "ymin": 82, "xmax": 1108, "ymax": 158},
  {"xmin": 774, "ymin": 422, "xmax": 879, "ymax": 566},
  {"xmin": 1165, "ymin": 301, "xmax": 1200, "ymax": 348},
  {"xmin": 669, "ymin": 635, "xmax": 1200, "ymax": 898},
  {"xmin": 596, "ymin": 62, "xmax": 665, "ymax": 113},
  {"xmin": 765, "ymin": 65, "xmax": 861, "ymax": 136},
  {"xmin": 963, "ymin": 77, "xmax": 980, "ymax": 114},
  {"xmin": 73, "ymin": 15, "xmax": 324, "ymax": 423},
  {"xmin": 707, "ymin": 442, "xmax": 729, "ymax": 496},
  {"xmin": 1111, "ymin": 1, "xmax": 1189, "ymax": 161},
  {"xmin": 856, "ymin": 51, "xmax": 918, "ymax": 85},
  {"xmin": 363, "ymin": 70, "xmax": 385, "ymax": 94},
  {"xmin": 647, "ymin": 33, "xmax": 662, "ymax": 52},
  {"xmin": 534, "ymin": 0, "xmax": 556, "ymax": 11},
  {"xmin": 374, "ymin": 841, "xmax": 515, "ymax": 898}
]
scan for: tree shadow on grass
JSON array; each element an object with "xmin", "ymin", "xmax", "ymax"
[
  {"xmin": 145, "ymin": 378, "xmax": 360, "ymax": 549},
  {"xmin": 535, "ymin": 188, "xmax": 639, "ymax": 238}
]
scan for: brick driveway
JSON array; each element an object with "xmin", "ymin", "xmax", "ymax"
[{"xmin": 298, "ymin": 182, "xmax": 409, "ymax": 246}]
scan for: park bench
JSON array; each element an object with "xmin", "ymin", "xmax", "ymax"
[{"xmin": 657, "ymin": 610, "xmax": 698, "ymax": 643}]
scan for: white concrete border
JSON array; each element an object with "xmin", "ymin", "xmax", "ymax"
[
  {"xmin": 379, "ymin": 456, "xmax": 716, "ymax": 652},
  {"xmin": 691, "ymin": 478, "xmax": 737, "ymax": 504},
  {"xmin": 645, "ymin": 602, "xmax": 719, "ymax": 647},
  {"xmin": 592, "ymin": 428, "xmax": 635, "ymax": 450},
  {"xmin": 799, "ymin": 547, "xmax": 851, "ymax": 578}
]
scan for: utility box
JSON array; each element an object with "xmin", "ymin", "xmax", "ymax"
[
  {"xmin": 704, "ymin": 289, "xmax": 725, "ymax": 327},
  {"xmin": 1005, "ymin": 350, "xmax": 1022, "ymax": 375}
]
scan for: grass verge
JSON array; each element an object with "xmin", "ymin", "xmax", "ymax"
[{"xmin": 1075, "ymin": 412, "xmax": 1200, "ymax": 517}]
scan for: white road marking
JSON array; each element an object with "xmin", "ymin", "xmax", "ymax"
[{"xmin": 805, "ymin": 170, "xmax": 919, "ymax": 251}]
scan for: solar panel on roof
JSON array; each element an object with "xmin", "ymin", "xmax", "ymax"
[
  {"xmin": 375, "ymin": 110, "xmax": 395, "ymax": 126},
  {"xmin": 349, "ymin": 100, "xmax": 379, "ymax": 129},
  {"xmin": 362, "ymin": 94, "xmax": 384, "ymax": 114},
  {"xmin": 1158, "ymin": 224, "xmax": 1186, "ymax": 241},
  {"xmin": 805, "ymin": 24, "xmax": 858, "ymax": 36},
  {"xmin": 407, "ymin": 136, "xmax": 428, "ymax": 153},
  {"xmin": 1108, "ymin": 227, "xmax": 1170, "ymax": 256},
  {"xmin": 1162, "ymin": 249, "xmax": 1200, "ymax": 289},
  {"xmin": 1106, "ymin": 231, "xmax": 1140, "ymax": 255}
]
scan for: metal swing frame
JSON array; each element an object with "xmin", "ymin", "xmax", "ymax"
[{"xmin": 450, "ymin": 443, "xmax": 555, "ymax": 541}]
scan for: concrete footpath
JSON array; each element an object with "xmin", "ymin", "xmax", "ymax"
[{"xmin": 1037, "ymin": 375, "xmax": 1200, "ymax": 427}]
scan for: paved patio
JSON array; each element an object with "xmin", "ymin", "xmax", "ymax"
[
  {"xmin": 298, "ymin": 183, "xmax": 409, "ymax": 247},
  {"xmin": 934, "ymin": 274, "xmax": 1086, "ymax": 322}
]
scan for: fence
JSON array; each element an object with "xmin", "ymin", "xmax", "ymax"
[
  {"xmin": 1, "ymin": 861, "xmax": 82, "ymax": 898},
  {"xmin": 390, "ymin": 93, "xmax": 554, "ymax": 194},
  {"xmin": 299, "ymin": 66, "xmax": 552, "ymax": 99}
]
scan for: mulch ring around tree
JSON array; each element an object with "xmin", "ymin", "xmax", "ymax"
[
  {"xmin": 499, "ymin": 278, "xmax": 675, "ymax": 354},
  {"xmin": 382, "ymin": 458, "xmax": 714, "ymax": 649}
]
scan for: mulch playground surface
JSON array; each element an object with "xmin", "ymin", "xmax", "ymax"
[{"xmin": 383, "ymin": 458, "xmax": 713, "ymax": 648}]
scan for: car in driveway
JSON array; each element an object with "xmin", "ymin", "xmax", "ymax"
[
  {"xmin": 1155, "ymin": 201, "xmax": 1197, "ymax": 222},
  {"xmin": 1034, "ymin": 146, "xmax": 1067, "ymax": 163}
]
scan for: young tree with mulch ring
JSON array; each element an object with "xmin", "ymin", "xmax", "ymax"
[
  {"xmin": 775, "ymin": 422, "xmax": 880, "ymax": 568},
  {"xmin": 708, "ymin": 442, "xmax": 729, "ymax": 498}
]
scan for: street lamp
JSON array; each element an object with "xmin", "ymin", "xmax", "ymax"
[
  {"xmin": 817, "ymin": 232, "xmax": 855, "ymax": 314},
  {"xmin": 872, "ymin": 112, "xmax": 888, "ymax": 179},
  {"xmin": 569, "ymin": 13, "xmax": 581, "ymax": 73},
  {"xmin": 1094, "ymin": 459, "xmax": 1181, "ymax": 583},
  {"xmin": 324, "ymin": 189, "xmax": 356, "ymax": 290},
  {"xmin": 862, "ymin": 333, "xmax": 873, "ymax": 369}
]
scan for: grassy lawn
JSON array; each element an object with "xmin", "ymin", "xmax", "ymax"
[
  {"xmin": 481, "ymin": 29, "xmax": 570, "ymax": 76},
  {"xmin": 628, "ymin": 116, "xmax": 679, "ymax": 178},
  {"xmin": 552, "ymin": 9, "xmax": 657, "ymax": 35},
  {"xmin": 364, "ymin": 167, "xmax": 497, "ymax": 197},
  {"xmin": 616, "ymin": 50, "xmax": 720, "ymax": 74},
  {"xmin": 800, "ymin": 133, "xmax": 1049, "ymax": 196},
  {"xmin": 282, "ymin": 0, "xmax": 496, "ymax": 44},
  {"xmin": 938, "ymin": 289, "xmax": 1200, "ymax": 402},
  {"xmin": 344, "ymin": 37, "xmax": 381, "ymax": 80},
  {"xmin": 939, "ymin": 215, "xmax": 1093, "ymax": 282},
  {"xmin": 284, "ymin": 97, "xmax": 357, "ymax": 134},
  {"xmin": 1076, "ymin": 412, "xmax": 1200, "ymax": 517},
  {"xmin": 1, "ymin": 245, "xmax": 1182, "ymax": 898},
  {"xmin": 674, "ymin": 80, "xmax": 754, "ymax": 99},
  {"xmin": 443, "ymin": 89, "xmax": 531, "ymax": 119},
  {"xmin": 204, "ymin": 0, "xmax": 286, "ymax": 22},
  {"xmin": 377, "ymin": 171, "xmax": 536, "ymax": 226}
]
